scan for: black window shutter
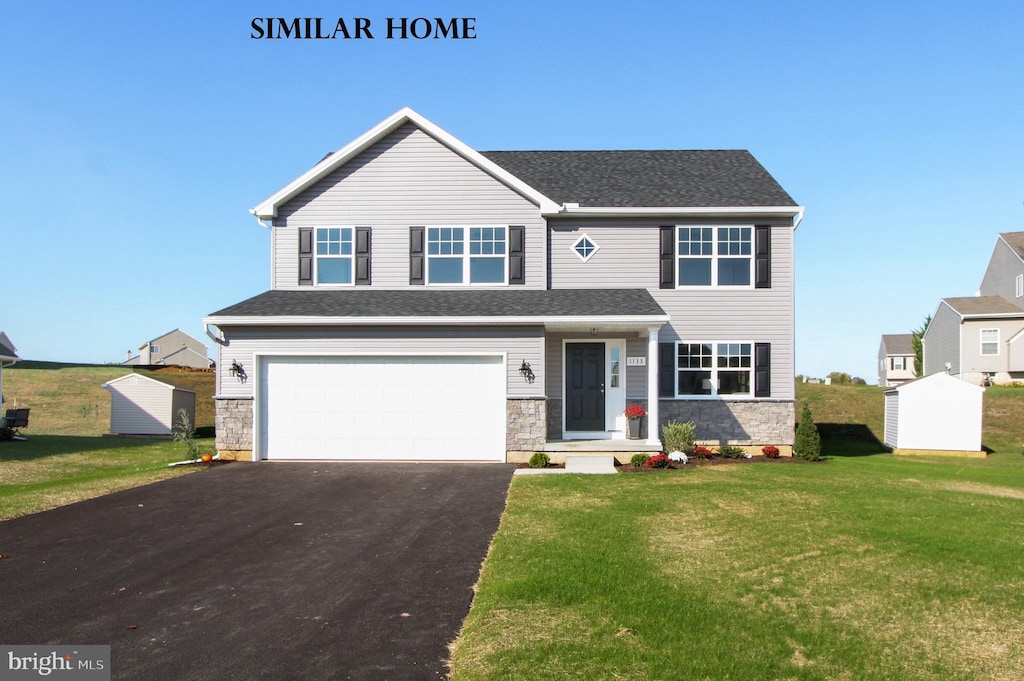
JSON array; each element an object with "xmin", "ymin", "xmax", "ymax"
[
  {"xmin": 754, "ymin": 342, "xmax": 771, "ymax": 397},
  {"xmin": 509, "ymin": 225, "xmax": 525, "ymax": 285},
  {"xmin": 659, "ymin": 226, "xmax": 675, "ymax": 289},
  {"xmin": 409, "ymin": 226, "xmax": 425, "ymax": 285},
  {"xmin": 755, "ymin": 225, "xmax": 771, "ymax": 289},
  {"xmin": 355, "ymin": 226, "xmax": 371, "ymax": 285},
  {"xmin": 299, "ymin": 227, "xmax": 313, "ymax": 286},
  {"xmin": 658, "ymin": 342, "xmax": 676, "ymax": 397}
]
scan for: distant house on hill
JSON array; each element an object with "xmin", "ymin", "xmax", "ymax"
[
  {"xmin": 0, "ymin": 331, "xmax": 19, "ymax": 404},
  {"xmin": 924, "ymin": 232, "xmax": 1024, "ymax": 386},
  {"xmin": 877, "ymin": 334, "xmax": 915, "ymax": 386},
  {"xmin": 123, "ymin": 329, "xmax": 211, "ymax": 369}
]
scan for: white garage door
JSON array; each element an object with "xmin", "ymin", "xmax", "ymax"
[{"xmin": 259, "ymin": 356, "xmax": 506, "ymax": 461}]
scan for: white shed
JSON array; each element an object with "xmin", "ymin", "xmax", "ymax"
[
  {"xmin": 102, "ymin": 373, "xmax": 196, "ymax": 437},
  {"xmin": 884, "ymin": 373, "xmax": 984, "ymax": 456}
]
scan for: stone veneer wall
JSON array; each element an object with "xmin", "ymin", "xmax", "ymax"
[
  {"xmin": 659, "ymin": 399, "xmax": 795, "ymax": 445},
  {"xmin": 507, "ymin": 397, "xmax": 547, "ymax": 452},
  {"xmin": 215, "ymin": 397, "xmax": 254, "ymax": 461}
]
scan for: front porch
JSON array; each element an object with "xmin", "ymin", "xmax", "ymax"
[{"xmin": 508, "ymin": 438, "xmax": 662, "ymax": 465}]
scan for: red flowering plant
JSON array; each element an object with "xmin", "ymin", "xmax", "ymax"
[
  {"xmin": 646, "ymin": 453, "xmax": 672, "ymax": 469},
  {"xmin": 624, "ymin": 404, "xmax": 646, "ymax": 420},
  {"xmin": 691, "ymin": 445, "xmax": 714, "ymax": 460},
  {"xmin": 762, "ymin": 445, "xmax": 781, "ymax": 459}
]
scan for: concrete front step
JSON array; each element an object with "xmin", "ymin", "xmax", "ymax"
[{"xmin": 564, "ymin": 454, "xmax": 617, "ymax": 474}]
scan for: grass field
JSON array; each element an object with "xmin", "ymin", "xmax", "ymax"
[
  {"xmin": 448, "ymin": 383, "xmax": 1024, "ymax": 680},
  {"xmin": 1, "ymin": 362, "xmax": 217, "ymax": 520}
]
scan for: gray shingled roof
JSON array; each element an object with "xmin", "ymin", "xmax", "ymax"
[
  {"xmin": 209, "ymin": 289, "xmax": 667, "ymax": 319},
  {"xmin": 881, "ymin": 334, "xmax": 914, "ymax": 355},
  {"xmin": 1000, "ymin": 232, "xmax": 1024, "ymax": 261},
  {"xmin": 480, "ymin": 150, "xmax": 797, "ymax": 208},
  {"xmin": 943, "ymin": 296, "xmax": 1024, "ymax": 316}
]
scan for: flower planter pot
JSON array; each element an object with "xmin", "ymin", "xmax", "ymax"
[{"xmin": 628, "ymin": 417, "xmax": 643, "ymax": 440}]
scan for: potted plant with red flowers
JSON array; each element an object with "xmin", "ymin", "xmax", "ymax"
[{"xmin": 624, "ymin": 404, "xmax": 646, "ymax": 439}]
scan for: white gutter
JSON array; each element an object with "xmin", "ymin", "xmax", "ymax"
[
  {"xmin": 204, "ymin": 322, "xmax": 225, "ymax": 345},
  {"xmin": 250, "ymin": 210, "xmax": 272, "ymax": 230},
  {"xmin": 546, "ymin": 205, "xmax": 805, "ymax": 220}
]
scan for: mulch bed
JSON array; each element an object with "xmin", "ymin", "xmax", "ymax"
[{"xmin": 517, "ymin": 456, "xmax": 823, "ymax": 471}]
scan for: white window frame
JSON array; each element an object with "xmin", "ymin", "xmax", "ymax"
[
  {"xmin": 149, "ymin": 344, "xmax": 160, "ymax": 354},
  {"xmin": 314, "ymin": 226, "xmax": 355, "ymax": 286},
  {"xmin": 570, "ymin": 233, "xmax": 600, "ymax": 262},
  {"xmin": 980, "ymin": 328, "xmax": 999, "ymax": 356},
  {"xmin": 673, "ymin": 340, "xmax": 754, "ymax": 399},
  {"xmin": 425, "ymin": 225, "xmax": 509, "ymax": 286},
  {"xmin": 676, "ymin": 225, "xmax": 754, "ymax": 288},
  {"xmin": 1016, "ymin": 274, "xmax": 1022, "ymax": 298},
  {"xmin": 891, "ymin": 356, "xmax": 905, "ymax": 371}
]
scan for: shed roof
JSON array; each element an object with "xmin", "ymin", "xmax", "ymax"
[{"xmin": 102, "ymin": 372, "xmax": 197, "ymax": 393}]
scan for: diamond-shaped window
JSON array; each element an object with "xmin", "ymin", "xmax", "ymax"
[{"xmin": 571, "ymin": 234, "xmax": 600, "ymax": 262}]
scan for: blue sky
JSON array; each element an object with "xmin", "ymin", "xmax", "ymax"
[{"xmin": 2, "ymin": 1, "xmax": 1021, "ymax": 382}]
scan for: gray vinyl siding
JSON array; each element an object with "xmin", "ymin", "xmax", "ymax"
[
  {"xmin": 216, "ymin": 325, "xmax": 544, "ymax": 399},
  {"xmin": 272, "ymin": 124, "xmax": 546, "ymax": 289},
  {"xmin": 979, "ymin": 238, "xmax": 1024, "ymax": 309},
  {"xmin": 547, "ymin": 220, "xmax": 794, "ymax": 399},
  {"xmin": 923, "ymin": 303, "xmax": 962, "ymax": 377},
  {"xmin": 147, "ymin": 330, "xmax": 209, "ymax": 365},
  {"xmin": 877, "ymin": 339, "xmax": 886, "ymax": 386},
  {"xmin": 544, "ymin": 332, "xmax": 649, "ymax": 401},
  {"xmin": 960, "ymin": 318, "xmax": 1024, "ymax": 374},
  {"xmin": 883, "ymin": 392, "xmax": 899, "ymax": 448}
]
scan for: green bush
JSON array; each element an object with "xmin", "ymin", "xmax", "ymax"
[
  {"xmin": 630, "ymin": 453, "xmax": 650, "ymax": 467},
  {"xmin": 794, "ymin": 403, "xmax": 822, "ymax": 460},
  {"xmin": 661, "ymin": 420, "xmax": 696, "ymax": 454},
  {"xmin": 717, "ymin": 444, "xmax": 746, "ymax": 458},
  {"xmin": 528, "ymin": 452, "xmax": 550, "ymax": 468}
]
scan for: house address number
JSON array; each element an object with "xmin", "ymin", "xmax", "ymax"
[{"xmin": 626, "ymin": 357, "xmax": 646, "ymax": 366}]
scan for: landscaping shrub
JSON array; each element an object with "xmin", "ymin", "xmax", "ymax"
[
  {"xmin": 528, "ymin": 452, "xmax": 550, "ymax": 468},
  {"xmin": 691, "ymin": 445, "xmax": 713, "ymax": 459},
  {"xmin": 717, "ymin": 444, "xmax": 746, "ymax": 458},
  {"xmin": 762, "ymin": 445, "xmax": 780, "ymax": 459},
  {"xmin": 646, "ymin": 453, "xmax": 672, "ymax": 468},
  {"xmin": 794, "ymin": 403, "xmax": 822, "ymax": 460},
  {"xmin": 630, "ymin": 453, "xmax": 650, "ymax": 467},
  {"xmin": 661, "ymin": 420, "xmax": 695, "ymax": 454}
]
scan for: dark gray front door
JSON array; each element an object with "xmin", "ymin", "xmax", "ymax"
[{"xmin": 565, "ymin": 342, "xmax": 605, "ymax": 431}]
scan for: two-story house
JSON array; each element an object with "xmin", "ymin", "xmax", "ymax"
[
  {"xmin": 877, "ymin": 334, "xmax": 916, "ymax": 386},
  {"xmin": 924, "ymin": 232, "xmax": 1024, "ymax": 385},
  {"xmin": 123, "ymin": 329, "xmax": 211, "ymax": 369},
  {"xmin": 203, "ymin": 108, "xmax": 803, "ymax": 462}
]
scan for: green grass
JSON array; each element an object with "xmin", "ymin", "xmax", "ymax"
[
  {"xmin": 0, "ymin": 435, "xmax": 208, "ymax": 520},
  {"xmin": 2, "ymin": 362, "xmax": 215, "ymax": 435},
  {"xmin": 449, "ymin": 383, "xmax": 1024, "ymax": 680}
]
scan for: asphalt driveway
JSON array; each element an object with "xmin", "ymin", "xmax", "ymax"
[{"xmin": 0, "ymin": 462, "xmax": 516, "ymax": 680}]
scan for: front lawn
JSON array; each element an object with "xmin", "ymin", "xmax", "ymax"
[
  {"xmin": 0, "ymin": 436, "xmax": 207, "ymax": 521},
  {"xmin": 449, "ymin": 454, "xmax": 1024, "ymax": 680}
]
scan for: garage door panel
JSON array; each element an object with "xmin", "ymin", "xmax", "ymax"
[{"xmin": 260, "ymin": 356, "xmax": 505, "ymax": 461}]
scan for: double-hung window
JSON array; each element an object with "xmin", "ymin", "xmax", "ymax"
[
  {"xmin": 676, "ymin": 342, "xmax": 753, "ymax": 397},
  {"xmin": 677, "ymin": 226, "xmax": 752, "ymax": 287},
  {"xmin": 980, "ymin": 329, "xmax": 999, "ymax": 356},
  {"xmin": 891, "ymin": 356, "xmax": 906, "ymax": 371},
  {"xmin": 315, "ymin": 227, "xmax": 354, "ymax": 284},
  {"xmin": 427, "ymin": 227, "xmax": 507, "ymax": 284}
]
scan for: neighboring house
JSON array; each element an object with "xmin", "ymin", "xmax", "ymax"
[
  {"xmin": 924, "ymin": 232, "xmax": 1024, "ymax": 386},
  {"xmin": 877, "ymin": 334, "xmax": 916, "ymax": 386},
  {"xmin": 0, "ymin": 331, "xmax": 19, "ymax": 405},
  {"xmin": 203, "ymin": 107, "xmax": 803, "ymax": 462},
  {"xmin": 102, "ymin": 373, "xmax": 196, "ymax": 437},
  {"xmin": 124, "ymin": 329, "xmax": 211, "ymax": 369}
]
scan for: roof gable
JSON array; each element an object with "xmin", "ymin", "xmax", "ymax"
[
  {"xmin": 998, "ymin": 232, "xmax": 1024, "ymax": 264},
  {"xmin": 102, "ymin": 372, "xmax": 197, "ymax": 393},
  {"xmin": 252, "ymin": 108, "xmax": 559, "ymax": 219},
  {"xmin": 940, "ymin": 296, "xmax": 1024, "ymax": 318}
]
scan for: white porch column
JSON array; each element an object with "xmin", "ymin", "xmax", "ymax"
[{"xmin": 646, "ymin": 327, "xmax": 662, "ymax": 446}]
